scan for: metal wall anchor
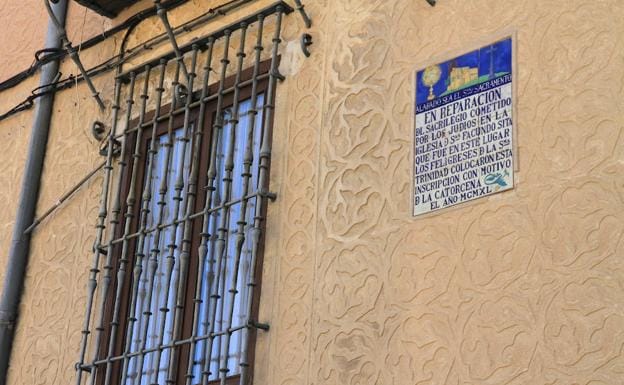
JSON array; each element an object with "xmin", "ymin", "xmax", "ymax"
[
  {"xmin": 99, "ymin": 138, "xmax": 121, "ymax": 157},
  {"xmin": 301, "ymin": 33, "xmax": 313, "ymax": 57},
  {"xmin": 91, "ymin": 121, "xmax": 106, "ymax": 141}
]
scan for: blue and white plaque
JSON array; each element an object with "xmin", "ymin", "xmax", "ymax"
[{"xmin": 414, "ymin": 37, "xmax": 515, "ymax": 216}]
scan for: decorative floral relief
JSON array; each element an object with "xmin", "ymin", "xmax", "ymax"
[{"xmin": 1, "ymin": 1, "xmax": 623, "ymax": 385}]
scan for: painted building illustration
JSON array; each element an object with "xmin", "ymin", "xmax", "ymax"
[
  {"xmin": 447, "ymin": 66, "xmax": 478, "ymax": 92},
  {"xmin": 0, "ymin": 1, "xmax": 622, "ymax": 385}
]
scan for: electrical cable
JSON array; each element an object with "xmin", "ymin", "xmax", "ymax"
[
  {"xmin": 0, "ymin": 0, "xmax": 189, "ymax": 94},
  {"xmin": 0, "ymin": 0, "xmax": 253, "ymax": 123}
]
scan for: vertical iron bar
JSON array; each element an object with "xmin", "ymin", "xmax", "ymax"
[
  {"xmin": 133, "ymin": 59, "xmax": 182, "ymax": 385},
  {"xmin": 238, "ymin": 7, "xmax": 284, "ymax": 385},
  {"xmin": 76, "ymin": 64, "xmax": 121, "ymax": 385},
  {"xmin": 84, "ymin": 80, "xmax": 121, "ymax": 384},
  {"xmin": 185, "ymin": 14, "xmax": 262, "ymax": 384},
  {"xmin": 98, "ymin": 71, "xmax": 137, "ymax": 385},
  {"xmin": 217, "ymin": 22, "xmax": 249, "ymax": 385},
  {"xmin": 182, "ymin": 37, "xmax": 215, "ymax": 385},
  {"xmin": 199, "ymin": 29, "xmax": 232, "ymax": 385},
  {"xmin": 220, "ymin": 12, "xmax": 265, "ymax": 383},
  {"xmin": 207, "ymin": 24, "xmax": 247, "ymax": 381},
  {"xmin": 116, "ymin": 65, "xmax": 152, "ymax": 385},
  {"xmin": 147, "ymin": 46, "xmax": 198, "ymax": 385},
  {"xmin": 119, "ymin": 60, "xmax": 167, "ymax": 385}
]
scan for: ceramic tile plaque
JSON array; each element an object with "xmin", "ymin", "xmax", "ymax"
[{"xmin": 413, "ymin": 36, "xmax": 515, "ymax": 216}]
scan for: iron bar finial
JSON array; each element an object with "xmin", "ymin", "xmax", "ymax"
[
  {"xmin": 293, "ymin": 0, "xmax": 311, "ymax": 28},
  {"xmin": 154, "ymin": 0, "xmax": 192, "ymax": 84}
]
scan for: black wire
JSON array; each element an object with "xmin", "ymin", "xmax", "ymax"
[
  {"xmin": 0, "ymin": 0, "xmax": 250, "ymax": 123},
  {"xmin": 0, "ymin": 0, "xmax": 188, "ymax": 94}
]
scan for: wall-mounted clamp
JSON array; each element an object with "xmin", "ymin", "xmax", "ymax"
[
  {"xmin": 301, "ymin": 33, "xmax": 313, "ymax": 57},
  {"xmin": 251, "ymin": 320, "xmax": 271, "ymax": 331},
  {"xmin": 259, "ymin": 189, "xmax": 278, "ymax": 202},
  {"xmin": 91, "ymin": 121, "xmax": 106, "ymax": 141},
  {"xmin": 99, "ymin": 138, "xmax": 121, "ymax": 157},
  {"xmin": 271, "ymin": 69, "xmax": 285, "ymax": 82},
  {"xmin": 174, "ymin": 83, "xmax": 189, "ymax": 104}
]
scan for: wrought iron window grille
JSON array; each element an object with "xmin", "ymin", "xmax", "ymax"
[{"xmin": 75, "ymin": 3, "xmax": 296, "ymax": 385}]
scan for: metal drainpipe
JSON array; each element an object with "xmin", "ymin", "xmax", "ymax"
[{"xmin": 0, "ymin": 0, "xmax": 68, "ymax": 383}]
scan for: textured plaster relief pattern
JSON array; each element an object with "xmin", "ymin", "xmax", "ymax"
[
  {"xmin": 309, "ymin": 0, "xmax": 624, "ymax": 384},
  {"xmin": 0, "ymin": 0, "xmax": 109, "ymax": 83},
  {"xmin": 66, "ymin": 1, "xmax": 113, "ymax": 44},
  {"xmin": 0, "ymin": 0, "xmax": 623, "ymax": 384},
  {"xmin": 0, "ymin": 103, "xmax": 36, "ymax": 286},
  {"xmin": 257, "ymin": 1, "xmax": 328, "ymax": 385},
  {"xmin": 5, "ymin": 38, "xmax": 118, "ymax": 385},
  {"xmin": 0, "ymin": 74, "xmax": 42, "ymax": 286},
  {"xmin": 0, "ymin": 0, "xmax": 48, "ymax": 82}
]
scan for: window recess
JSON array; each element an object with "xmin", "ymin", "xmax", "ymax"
[{"xmin": 74, "ymin": 3, "xmax": 295, "ymax": 385}]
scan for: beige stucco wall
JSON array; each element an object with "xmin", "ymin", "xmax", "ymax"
[
  {"xmin": 0, "ymin": 0, "xmax": 132, "ymax": 280},
  {"xmin": 0, "ymin": 0, "xmax": 623, "ymax": 384},
  {"xmin": 0, "ymin": 0, "xmax": 111, "ymax": 83}
]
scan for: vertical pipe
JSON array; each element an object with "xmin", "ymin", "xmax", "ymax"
[
  {"xmin": 238, "ymin": 7, "xmax": 284, "ymax": 385},
  {"xmin": 0, "ymin": 2, "xmax": 68, "ymax": 383}
]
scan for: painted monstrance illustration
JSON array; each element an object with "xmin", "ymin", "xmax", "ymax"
[{"xmin": 422, "ymin": 65, "xmax": 442, "ymax": 100}]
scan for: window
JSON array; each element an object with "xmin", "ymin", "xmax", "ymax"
[
  {"xmin": 99, "ymin": 69, "xmax": 272, "ymax": 385},
  {"xmin": 119, "ymin": 96, "xmax": 268, "ymax": 385},
  {"xmin": 82, "ymin": 59, "xmax": 277, "ymax": 385},
  {"xmin": 75, "ymin": 7, "xmax": 289, "ymax": 385}
]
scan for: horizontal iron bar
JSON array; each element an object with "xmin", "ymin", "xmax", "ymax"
[
  {"xmin": 103, "ymin": 189, "xmax": 275, "ymax": 247},
  {"xmin": 83, "ymin": 321, "xmax": 268, "ymax": 367},
  {"xmin": 117, "ymin": 1, "xmax": 293, "ymax": 82},
  {"xmin": 113, "ymin": 74, "xmax": 270, "ymax": 140}
]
